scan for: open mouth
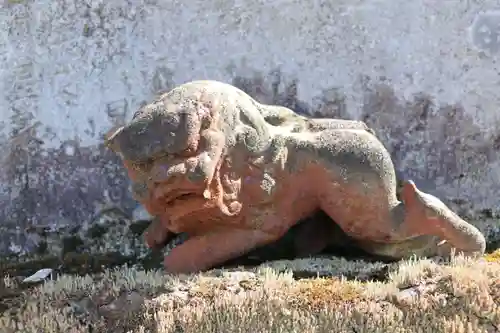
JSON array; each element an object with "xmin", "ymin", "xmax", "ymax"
[
  {"xmin": 173, "ymin": 193, "xmax": 198, "ymax": 201},
  {"xmin": 165, "ymin": 192, "xmax": 199, "ymax": 206}
]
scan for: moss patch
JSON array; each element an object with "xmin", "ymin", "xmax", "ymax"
[
  {"xmin": 3, "ymin": 255, "xmax": 497, "ymax": 333},
  {"xmin": 289, "ymin": 278, "xmax": 365, "ymax": 310},
  {"xmin": 485, "ymin": 248, "xmax": 500, "ymax": 262}
]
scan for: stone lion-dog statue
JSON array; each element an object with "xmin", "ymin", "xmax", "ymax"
[{"xmin": 105, "ymin": 80, "xmax": 486, "ymax": 274}]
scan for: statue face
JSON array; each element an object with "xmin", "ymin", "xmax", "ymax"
[
  {"xmin": 106, "ymin": 80, "xmax": 280, "ymax": 232},
  {"xmin": 129, "ymin": 132, "xmax": 227, "ymax": 225},
  {"xmin": 105, "ymin": 88, "xmax": 234, "ymax": 229}
]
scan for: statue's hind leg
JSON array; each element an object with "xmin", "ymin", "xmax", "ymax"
[{"xmin": 399, "ymin": 180, "xmax": 486, "ymax": 257}]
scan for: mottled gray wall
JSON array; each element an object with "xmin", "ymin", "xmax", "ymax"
[{"xmin": 1, "ymin": 0, "xmax": 500, "ymax": 254}]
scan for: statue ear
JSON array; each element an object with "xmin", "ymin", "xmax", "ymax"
[
  {"xmin": 401, "ymin": 180, "xmax": 418, "ymax": 206},
  {"xmin": 104, "ymin": 126, "xmax": 125, "ymax": 152}
]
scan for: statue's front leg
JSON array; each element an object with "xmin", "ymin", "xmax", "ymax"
[
  {"xmin": 143, "ymin": 215, "xmax": 177, "ymax": 250},
  {"xmin": 163, "ymin": 227, "xmax": 281, "ymax": 274}
]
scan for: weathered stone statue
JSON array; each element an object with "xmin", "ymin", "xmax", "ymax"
[{"xmin": 105, "ymin": 80, "xmax": 486, "ymax": 274}]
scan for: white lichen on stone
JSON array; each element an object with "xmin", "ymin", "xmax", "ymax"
[{"xmin": 469, "ymin": 10, "xmax": 500, "ymax": 55}]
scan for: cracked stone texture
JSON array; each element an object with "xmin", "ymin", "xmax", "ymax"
[{"xmin": 1, "ymin": 0, "xmax": 500, "ymax": 256}]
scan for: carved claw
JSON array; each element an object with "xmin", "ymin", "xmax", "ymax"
[{"xmin": 163, "ymin": 229, "xmax": 278, "ymax": 274}]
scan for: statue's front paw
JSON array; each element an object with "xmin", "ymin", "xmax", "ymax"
[
  {"xmin": 163, "ymin": 252, "xmax": 199, "ymax": 274},
  {"xmin": 144, "ymin": 229, "xmax": 167, "ymax": 250},
  {"xmin": 143, "ymin": 216, "xmax": 173, "ymax": 250}
]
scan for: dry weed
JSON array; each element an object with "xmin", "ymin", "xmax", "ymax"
[{"xmin": 0, "ymin": 254, "xmax": 498, "ymax": 333}]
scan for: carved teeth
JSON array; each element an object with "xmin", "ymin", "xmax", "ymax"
[{"xmin": 203, "ymin": 189, "xmax": 211, "ymax": 199}]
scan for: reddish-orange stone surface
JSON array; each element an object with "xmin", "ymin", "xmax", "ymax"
[{"xmin": 106, "ymin": 80, "xmax": 486, "ymax": 274}]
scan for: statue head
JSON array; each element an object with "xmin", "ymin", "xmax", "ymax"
[{"xmin": 105, "ymin": 80, "xmax": 276, "ymax": 230}]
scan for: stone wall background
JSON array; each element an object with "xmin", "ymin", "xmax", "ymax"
[{"xmin": 1, "ymin": 0, "xmax": 500, "ymax": 255}]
